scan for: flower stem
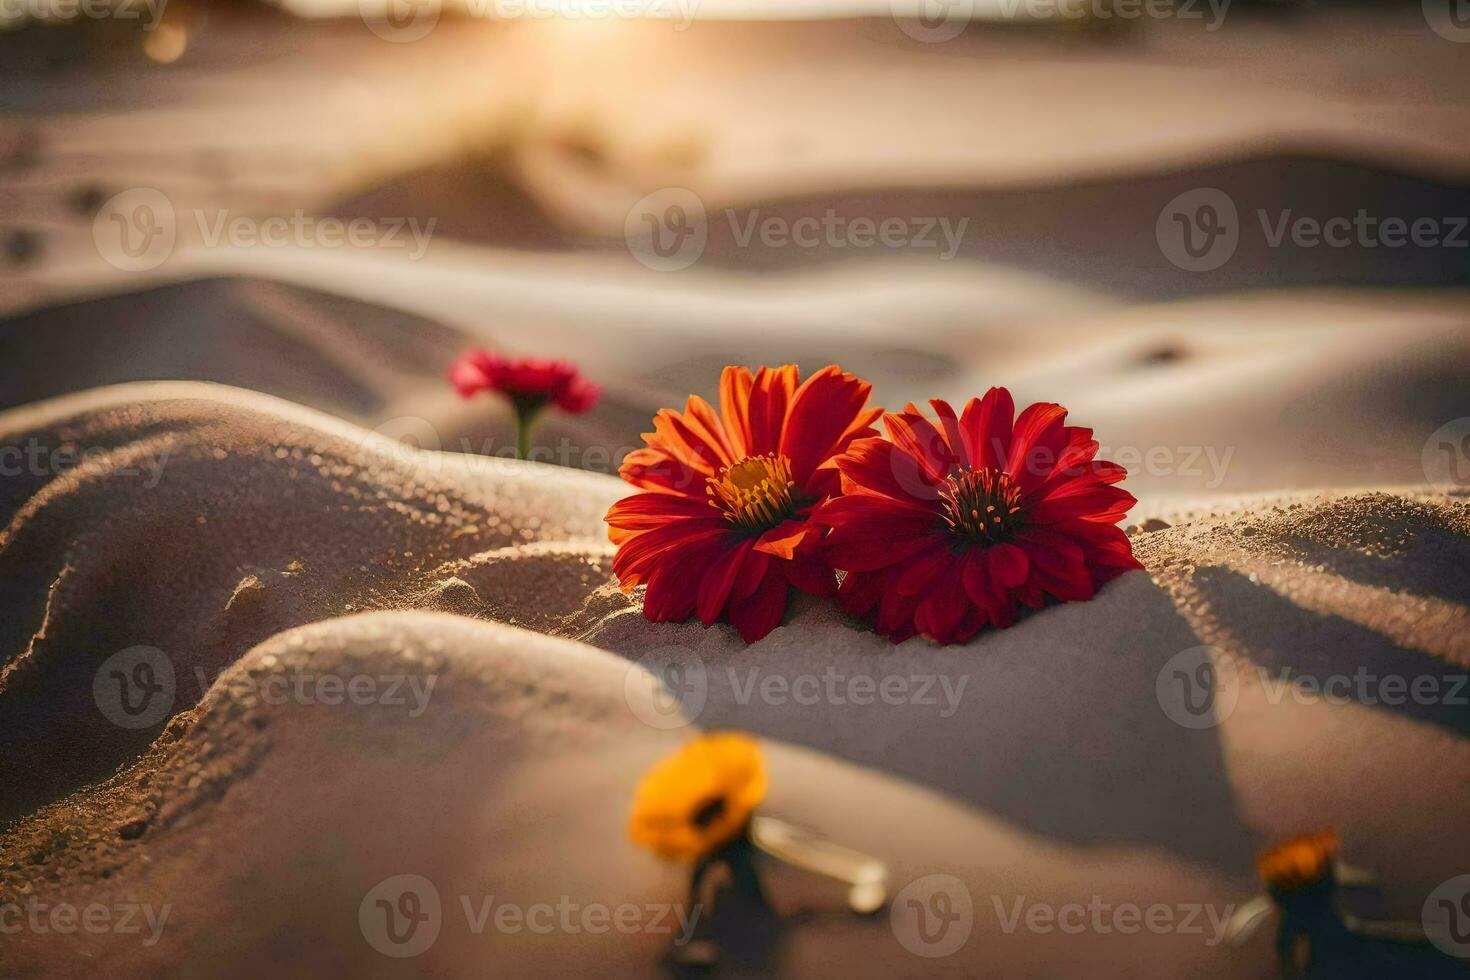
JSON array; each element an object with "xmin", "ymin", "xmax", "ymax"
[
  {"xmin": 512, "ymin": 402, "xmax": 544, "ymax": 461},
  {"xmin": 515, "ymin": 415, "xmax": 532, "ymax": 461}
]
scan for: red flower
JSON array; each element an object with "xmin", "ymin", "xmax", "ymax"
[
  {"xmin": 813, "ymin": 388, "xmax": 1141, "ymax": 644},
  {"xmin": 450, "ymin": 349, "xmax": 599, "ymax": 414},
  {"xmin": 606, "ymin": 365, "xmax": 881, "ymax": 643}
]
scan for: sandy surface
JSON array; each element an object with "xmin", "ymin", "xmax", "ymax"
[
  {"xmin": 2, "ymin": 383, "xmax": 1468, "ymax": 977},
  {"xmin": 6, "ymin": 5, "xmax": 1470, "ymax": 310},
  {"xmin": 3, "ymin": 5, "xmax": 1469, "ymax": 975},
  {"xmin": 5, "ymin": 275, "xmax": 1468, "ymax": 502}
]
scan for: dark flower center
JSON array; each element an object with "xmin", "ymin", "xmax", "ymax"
[
  {"xmin": 706, "ymin": 454, "xmax": 799, "ymax": 534},
  {"xmin": 938, "ymin": 467, "xmax": 1022, "ymax": 543},
  {"xmin": 690, "ymin": 795, "xmax": 727, "ymax": 828}
]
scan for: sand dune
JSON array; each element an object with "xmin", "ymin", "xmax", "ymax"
[
  {"xmin": 8, "ymin": 5, "xmax": 1470, "ymax": 315},
  {"xmin": 340, "ymin": 152, "xmax": 1470, "ymax": 296},
  {"xmin": 5, "ymin": 273, "xmax": 1467, "ymax": 499},
  {"xmin": 0, "ymin": 611, "xmax": 1284, "ymax": 980},
  {"xmin": 0, "ymin": 278, "xmax": 464, "ymax": 417},
  {"xmin": 2, "ymin": 384, "xmax": 1468, "ymax": 978},
  {"xmin": 0, "ymin": 383, "xmax": 618, "ymax": 822}
]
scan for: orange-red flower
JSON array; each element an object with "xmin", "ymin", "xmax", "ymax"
[
  {"xmin": 606, "ymin": 365, "xmax": 880, "ymax": 642},
  {"xmin": 628, "ymin": 733, "xmax": 767, "ymax": 862},
  {"xmin": 1256, "ymin": 830, "xmax": 1339, "ymax": 895},
  {"xmin": 813, "ymin": 387, "xmax": 1141, "ymax": 644},
  {"xmin": 450, "ymin": 348, "xmax": 599, "ymax": 414}
]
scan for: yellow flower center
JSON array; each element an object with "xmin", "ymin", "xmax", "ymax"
[
  {"xmin": 706, "ymin": 454, "xmax": 799, "ymax": 533},
  {"xmin": 939, "ymin": 467, "xmax": 1022, "ymax": 543}
]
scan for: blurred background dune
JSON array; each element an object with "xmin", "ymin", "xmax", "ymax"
[{"xmin": 3, "ymin": 0, "xmax": 1468, "ymax": 504}]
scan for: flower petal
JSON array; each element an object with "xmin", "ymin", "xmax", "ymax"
[
  {"xmin": 618, "ymin": 446, "xmax": 707, "ymax": 495},
  {"xmin": 834, "ymin": 437, "xmax": 940, "ymax": 505},
  {"xmin": 717, "ymin": 365, "xmax": 755, "ymax": 459},
  {"xmin": 746, "ymin": 364, "xmax": 798, "ymax": 456},
  {"xmin": 697, "ymin": 539, "xmax": 754, "ymax": 625},
  {"xmin": 883, "ymin": 409, "xmax": 955, "ymax": 486},
  {"xmin": 643, "ymin": 536, "xmax": 726, "ymax": 622},
  {"xmin": 780, "ymin": 365, "xmax": 876, "ymax": 489},
  {"xmin": 606, "ymin": 492, "xmax": 717, "ymax": 531},
  {"xmin": 928, "ymin": 398, "xmax": 970, "ymax": 470},
  {"xmin": 1006, "ymin": 401, "xmax": 1069, "ymax": 491},
  {"xmin": 753, "ymin": 519, "xmax": 816, "ymax": 560},
  {"xmin": 895, "ymin": 545, "xmax": 954, "ymax": 596},
  {"xmin": 914, "ymin": 573, "xmax": 969, "ymax": 644},
  {"xmin": 784, "ymin": 554, "xmax": 838, "ymax": 597},
  {"xmin": 449, "ymin": 355, "xmax": 492, "ymax": 397},
  {"xmin": 986, "ymin": 541, "xmax": 1030, "ymax": 589},
  {"xmin": 727, "ymin": 565, "xmax": 790, "ymax": 642},
  {"xmin": 960, "ymin": 387, "xmax": 1014, "ymax": 471}
]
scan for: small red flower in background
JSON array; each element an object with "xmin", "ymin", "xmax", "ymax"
[
  {"xmin": 813, "ymin": 387, "xmax": 1141, "ymax": 644},
  {"xmin": 451, "ymin": 348, "xmax": 599, "ymax": 459},
  {"xmin": 606, "ymin": 365, "xmax": 881, "ymax": 643},
  {"xmin": 451, "ymin": 349, "xmax": 600, "ymax": 413}
]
